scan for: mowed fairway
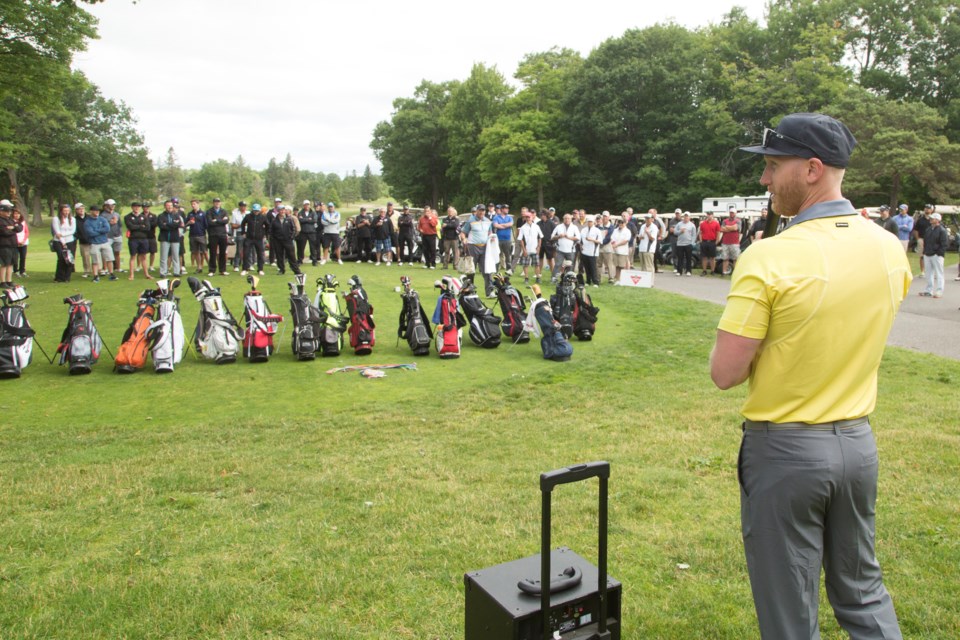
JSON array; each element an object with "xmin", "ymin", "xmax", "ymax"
[{"xmin": 2, "ymin": 250, "xmax": 958, "ymax": 639}]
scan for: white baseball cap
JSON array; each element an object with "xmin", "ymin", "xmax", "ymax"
[
  {"xmin": 104, "ymin": 198, "xmax": 116, "ymax": 205},
  {"xmin": 303, "ymin": 199, "xmax": 311, "ymax": 205}
]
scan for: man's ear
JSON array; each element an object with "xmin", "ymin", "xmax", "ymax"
[{"xmin": 805, "ymin": 157, "xmax": 826, "ymax": 184}]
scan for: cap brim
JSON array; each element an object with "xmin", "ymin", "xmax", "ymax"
[{"xmin": 739, "ymin": 144, "xmax": 794, "ymax": 156}]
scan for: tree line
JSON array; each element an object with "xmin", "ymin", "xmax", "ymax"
[
  {"xmin": 156, "ymin": 149, "xmax": 386, "ymax": 211},
  {"xmin": 371, "ymin": 0, "xmax": 960, "ymax": 214},
  {"xmin": 0, "ymin": 1, "xmax": 386, "ymax": 227}
]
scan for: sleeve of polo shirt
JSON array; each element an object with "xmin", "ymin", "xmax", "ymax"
[{"xmin": 717, "ymin": 249, "xmax": 771, "ymax": 340}]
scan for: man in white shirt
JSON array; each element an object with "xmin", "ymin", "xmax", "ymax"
[
  {"xmin": 609, "ymin": 217, "xmax": 633, "ymax": 283},
  {"xmin": 637, "ymin": 217, "xmax": 658, "ymax": 272},
  {"xmin": 550, "ymin": 213, "xmax": 580, "ymax": 283},
  {"xmin": 517, "ymin": 210, "xmax": 544, "ymax": 284},
  {"xmin": 580, "ymin": 215, "xmax": 603, "ymax": 287}
]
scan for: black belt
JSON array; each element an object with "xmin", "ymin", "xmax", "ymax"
[{"xmin": 743, "ymin": 417, "xmax": 869, "ymax": 432}]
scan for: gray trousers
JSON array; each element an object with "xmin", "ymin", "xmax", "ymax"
[
  {"xmin": 159, "ymin": 240, "xmax": 181, "ymax": 276},
  {"xmin": 739, "ymin": 419, "xmax": 901, "ymax": 640}
]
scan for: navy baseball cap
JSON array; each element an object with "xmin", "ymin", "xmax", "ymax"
[{"xmin": 740, "ymin": 113, "xmax": 857, "ymax": 168}]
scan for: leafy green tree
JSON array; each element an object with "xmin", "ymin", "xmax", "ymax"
[
  {"xmin": 192, "ymin": 159, "xmax": 232, "ymax": 196},
  {"xmin": 156, "ymin": 147, "xmax": 186, "ymax": 201},
  {"xmin": 829, "ymin": 88, "xmax": 960, "ymax": 204},
  {"xmin": 371, "ymin": 80, "xmax": 457, "ymax": 208},
  {"xmin": 442, "ymin": 64, "xmax": 512, "ymax": 206},
  {"xmin": 360, "ymin": 164, "xmax": 379, "ymax": 201},
  {"xmin": 479, "ymin": 49, "xmax": 582, "ymax": 210},
  {"xmin": 340, "ymin": 171, "xmax": 360, "ymax": 203},
  {"xmin": 565, "ymin": 24, "xmax": 733, "ymax": 210}
]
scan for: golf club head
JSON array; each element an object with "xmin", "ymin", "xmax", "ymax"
[
  {"xmin": 247, "ymin": 275, "xmax": 260, "ymax": 290},
  {"xmin": 295, "ymin": 273, "xmax": 306, "ymax": 287},
  {"xmin": 187, "ymin": 277, "xmax": 202, "ymax": 294},
  {"xmin": 530, "ymin": 284, "xmax": 542, "ymax": 298}
]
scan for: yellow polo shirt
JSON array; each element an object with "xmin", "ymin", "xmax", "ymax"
[{"xmin": 718, "ymin": 214, "xmax": 911, "ymax": 423}]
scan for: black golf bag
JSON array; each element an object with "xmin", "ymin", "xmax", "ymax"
[
  {"xmin": 0, "ymin": 285, "xmax": 35, "ymax": 378},
  {"xmin": 288, "ymin": 274, "xmax": 323, "ymax": 361},
  {"xmin": 57, "ymin": 294, "xmax": 104, "ymax": 374},
  {"xmin": 398, "ymin": 276, "xmax": 433, "ymax": 356},
  {"xmin": 343, "ymin": 275, "xmax": 375, "ymax": 356},
  {"xmin": 188, "ymin": 277, "xmax": 244, "ymax": 364},
  {"xmin": 550, "ymin": 269, "xmax": 577, "ymax": 340},
  {"xmin": 492, "ymin": 273, "xmax": 529, "ymax": 344},
  {"xmin": 314, "ymin": 275, "xmax": 348, "ymax": 357},
  {"xmin": 243, "ymin": 276, "xmax": 283, "ymax": 363},
  {"xmin": 458, "ymin": 277, "xmax": 501, "ymax": 348},
  {"xmin": 114, "ymin": 291, "xmax": 157, "ymax": 373},
  {"xmin": 573, "ymin": 274, "xmax": 600, "ymax": 341},
  {"xmin": 527, "ymin": 285, "xmax": 573, "ymax": 362},
  {"xmin": 432, "ymin": 276, "xmax": 466, "ymax": 359}
]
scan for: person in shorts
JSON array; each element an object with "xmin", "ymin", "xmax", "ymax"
[
  {"xmin": 609, "ymin": 217, "xmax": 633, "ymax": 283},
  {"xmin": 373, "ymin": 207, "xmax": 394, "ymax": 265},
  {"xmin": 124, "ymin": 202, "xmax": 153, "ymax": 281},
  {"xmin": 83, "ymin": 205, "xmax": 117, "ymax": 282},
  {"xmin": 697, "ymin": 211, "xmax": 721, "ymax": 276},
  {"xmin": 517, "ymin": 210, "xmax": 543, "ymax": 284},
  {"xmin": 321, "ymin": 202, "xmax": 342, "ymax": 264},
  {"xmin": 719, "ymin": 207, "xmax": 741, "ymax": 275},
  {"xmin": 186, "ymin": 199, "xmax": 208, "ymax": 273},
  {"xmin": 0, "ymin": 201, "xmax": 22, "ymax": 288}
]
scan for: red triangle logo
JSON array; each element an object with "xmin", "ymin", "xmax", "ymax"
[{"xmin": 630, "ymin": 276, "xmax": 643, "ymax": 285}]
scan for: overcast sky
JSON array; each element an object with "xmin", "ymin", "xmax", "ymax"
[{"xmin": 74, "ymin": 0, "xmax": 768, "ymax": 175}]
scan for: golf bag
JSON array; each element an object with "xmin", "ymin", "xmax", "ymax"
[
  {"xmin": 314, "ymin": 275, "xmax": 348, "ymax": 357},
  {"xmin": 188, "ymin": 277, "xmax": 244, "ymax": 364},
  {"xmin": 550, "ymin": 270, "xmax": 578, "ymax": 340},
  {"xmin": 398, "ymin": 276, "xmax": 432, "ymax": 356},
  {"xmin": 343, "ymin": 275, "xmax": 375, "ymax": 356},
  {"xmin": 57, "ymin": 294, "xmax": 103, "ymax": 375},
  {"xmin": 288, "ymin": 274, "xmax": 323, "ymax": 361},
  {"xmin": 114, "ymin": 291, "xmax": 157, "ymax": 373},
  {"xmin": 146, "ymin": 280, "xmax": 185, "ymax": 373},
  {"xmin": 492, "ymin": 273, "xmax": 529, "ymax": 344},
  {"xmin": 458, "ymin": 278, "xmax": 501, "ymax": 348},
  {"xmin": 432, "ymin": 276, "xmax": 466, "ymax": 359},
  {"xmin": 526, "ymin": 285, "xmax": 573, "ymax": 362},
  {"xmin": 0, "ymin": 285, "xmax": 35, "ymax": 378},
  {"xmin": 573, "ymin": 274, "xmax": 600, "ymax": 341},
  {"xmin": 243, "ymin": 277, "xmax": 283, "ymax": 363}
]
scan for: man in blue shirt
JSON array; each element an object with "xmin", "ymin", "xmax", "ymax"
[
  {"xmin": 492, "ymin": 205, "xmax": 514, "ymax": 273},
  {"xmin": 460, "ymin": 204, "xmax": 495, "ymax": 297},
  {"xmin": 84, "ymin": 206, "xmax": 117, "ymax": 282},
  {"xmin": 893, "ymin": 204, "xmax": 913, "ymax": 252}
]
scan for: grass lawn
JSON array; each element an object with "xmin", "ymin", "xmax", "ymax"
[{"xmin": 2, "ymin": 249, "xmax": 958, "ymax": 639}]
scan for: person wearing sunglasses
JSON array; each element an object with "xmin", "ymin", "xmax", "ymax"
[{"xmin": 711, "ymin": 113, "xmax": 909, "ymax": 640}]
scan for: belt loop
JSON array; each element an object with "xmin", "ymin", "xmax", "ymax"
[{"xmin": 833, "ymin": 422, "xmax": 841, "ymax": 436}]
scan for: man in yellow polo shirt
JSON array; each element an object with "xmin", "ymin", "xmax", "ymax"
[{"xmin": 711, "ymin": 113, "xmax": 910, "ymax": 640}]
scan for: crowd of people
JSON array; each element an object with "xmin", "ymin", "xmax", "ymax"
[{"xmin": 1, "ymin": 194, "xmax": 955, "ymax": 297}]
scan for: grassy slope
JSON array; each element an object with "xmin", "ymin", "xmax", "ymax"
[{"xmin": 1, "ymin": 250, "xmax": 958, "ymax": 638}]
